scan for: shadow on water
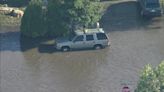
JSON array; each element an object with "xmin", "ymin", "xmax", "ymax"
[
  {"xmin": 20, "ymin": 35, "xmax": 56, "ymax": 53},
  {"xmin": 38, "ymin": 44, "xmax": 56, "ymax": 53},
  {"xmin": 0, "ymin": 31, "xmax": 20, "ymax": 51},
  {"xmin": 100, "ymin": 1, "xmax": 161, "ymax": 32},
  {"xmin": 0, "ymin": 30, "xmax": 56, "ymax": 53}
]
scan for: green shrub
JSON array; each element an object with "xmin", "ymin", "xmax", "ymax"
[
  {"xmin": 21, "ymin": 0, "xmax": 46, "ymax": 38},
  {"xmin": 135, "ymin": 61, "xmax": 164, "ymax": 92},
  {"xmin": 46, "ymin": 0, "xmax": 103, "ymax": 37},
  {"xmin": 155, "ymin": 61, "xmax": 164, "ymax": 92},
  {"xmin": 46, "ymin": 0, "xmax": 69, "ymax": 37}
]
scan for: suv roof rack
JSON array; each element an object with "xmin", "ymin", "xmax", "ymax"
[{"xmin": 75, "ymin": 28, "xmax": 104, "ymax": 35}]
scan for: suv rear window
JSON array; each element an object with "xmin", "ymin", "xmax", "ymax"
[
  {"xmin": 96, "ymin": 33, "xmax": 108, "ymax": 40},
  {"xmin": 86, "ymin": 35, "xmax": 94, "ymax": 41},
  {"xmin": 146, "ymin": 3, "xmax": 160, "ymax": 8}
]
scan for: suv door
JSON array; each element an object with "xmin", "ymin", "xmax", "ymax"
[
  {"xmin": 71, "ymin": 35, "xmax": 85, "ymax": 49},
  {"xmin": 84, "ymin": 34, "xmax": 95, "ymax": 48}
]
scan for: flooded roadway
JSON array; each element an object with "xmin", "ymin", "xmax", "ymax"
[{"xmin": 1, "ymin": 1, "xmax": 164, "ymax": 92}]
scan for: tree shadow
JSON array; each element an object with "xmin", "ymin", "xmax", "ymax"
[
  {"xmin": 38, "ymin": 44, "xmax": 56, "ymax": 53},
  {"xmin": 0, "ymin": 30, "xmax": 56, "ymax": 53},
  {"xmin": 20, "ymin": 35, "xmax": 56, "ymax": 53},
  {"xmin": 0, "ymin": 31, "xmax": 20, "ymax": 51},
  {"xmin": 100, "ymin": 1, "xmax": 160, "ymax": 32}
]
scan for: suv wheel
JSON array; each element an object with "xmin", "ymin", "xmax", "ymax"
[
  {"xmin": 61, "ymin": 46, "xmax": 70, "ymax": 52},
  {"xmin": 94, "ymin": 45, "xmax": 102, "ymax": 50}
]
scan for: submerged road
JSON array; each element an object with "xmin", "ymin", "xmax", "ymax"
[{"xmin": 1, "ymin": 1, "xmax": 164, "ymax": 92}]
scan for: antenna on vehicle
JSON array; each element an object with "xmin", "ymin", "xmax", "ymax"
[
  {"xmin": 96, "ymin": 22, "xmax": 100, "ymax": 28},
  {"xmin": 83, "ymin": 25, "xmax": 86, "ymax": 34},
  {"xmin": 97, "ymin": 22, "xmax": 101, "ymax": 32}
]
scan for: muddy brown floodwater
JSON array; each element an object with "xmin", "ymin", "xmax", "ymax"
[{"xmin": 0, "ymin": 1, "xmax": 164, "ymax": 92}]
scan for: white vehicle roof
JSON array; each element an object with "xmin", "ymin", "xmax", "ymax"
[{"xmin": 75, "ymin": 28, "xmax": 105, "ymax": 35}]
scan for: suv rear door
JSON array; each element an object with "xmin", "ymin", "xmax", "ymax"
[{"xmin": 84, "ymin": 34, "xmax": 95, "ymax": 48}]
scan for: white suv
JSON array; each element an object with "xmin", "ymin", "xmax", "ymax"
[{"xmin": 55, "ymin": 28, "xmax": 111, "ymax": 52}]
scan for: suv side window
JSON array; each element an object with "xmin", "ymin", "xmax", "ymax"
[
  {"xmin": 96, "ymin": 33, "xmax": 107, "ymax": 40},
  {"xmin": 86, "ymin": 35, "xmax": 94, "ymax": 41},
  {"xmin": 74, "ymin": 35, "xmax": 84, "ymax": 42}
]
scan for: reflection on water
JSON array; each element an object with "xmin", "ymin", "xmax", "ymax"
[{"xmin": 22, "ymin": 44, "xmax": 110, "ymax": 92}]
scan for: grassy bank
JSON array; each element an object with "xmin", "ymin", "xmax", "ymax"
[
  {"xmin": 0, "ymin": 13, "xmax": 21, "ymax": 27},
  {"xmin": 0, "ymin": 4, "xmax": 25, "ymax": 27}
]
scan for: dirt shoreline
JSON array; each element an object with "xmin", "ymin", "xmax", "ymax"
[{"xmin": 0, "ymin": 25, "xmax": 20, "ymax": 33}]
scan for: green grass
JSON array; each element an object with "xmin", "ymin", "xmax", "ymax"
[
  {"xmin": 0, "ymin": 4, "xmax": 25, "ymax": 27},
  {"xmin": 0, "ymin": 13, "xmax": 21, "ymax": 27},
  {"xmin": 0, "ymin": 4, "xmax": 23, "ymax": 27}
]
